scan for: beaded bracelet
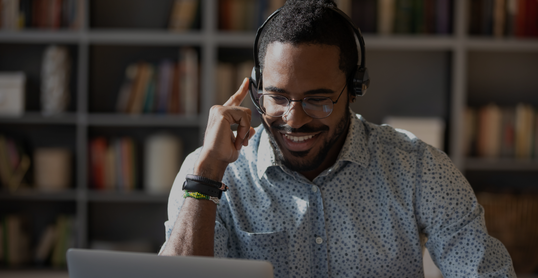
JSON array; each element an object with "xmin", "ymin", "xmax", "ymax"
[{"xmin": 183, "ymin": 191, "xmax": 219, "ymax": 205}]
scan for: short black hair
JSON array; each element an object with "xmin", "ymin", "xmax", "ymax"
[{"xmin": 258, "ymin": 0, "xmax": 360, "ymax": 87}]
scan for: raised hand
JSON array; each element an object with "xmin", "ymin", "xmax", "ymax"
[{"xmin": 193, "ymin": 78, "xmax": 256, "ymax": 181}]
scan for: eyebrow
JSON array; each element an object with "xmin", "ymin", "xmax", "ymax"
[{"xmin": 263, "ymin": 86, "xmax": 335, "ymax": 96}]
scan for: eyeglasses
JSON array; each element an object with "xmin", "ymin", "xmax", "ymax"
[{"xmin": 258, "ymin": 83, "xmax": 347, "ymax": 119}]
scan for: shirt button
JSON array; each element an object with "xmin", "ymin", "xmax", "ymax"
[
  {"xmin": 311, "ymin": 185, "xmax": 318, "ymax": 193},
  {"xmin": 315, "ymin": 237, "xmax": 323, "ymax": 244}
]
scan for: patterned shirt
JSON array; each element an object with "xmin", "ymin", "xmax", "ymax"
[{"xmin": 163, "ymin": 112, "xmax": 515, "ymax": 278}]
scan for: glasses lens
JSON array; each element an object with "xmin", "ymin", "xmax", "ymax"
[
  {"xmin": 260, "ymin": 95, "xmax": 288, "ymax": 117},
  {"xmin": 303, "ymin": 97, "xmax": 333, "ymax": 118}
]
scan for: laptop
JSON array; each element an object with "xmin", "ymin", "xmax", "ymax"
[{"xmin": 67, "ymin": 248, "xmax": 274, "ymax": 278}]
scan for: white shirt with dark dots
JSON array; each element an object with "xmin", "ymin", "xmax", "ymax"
[{"xmin": 163, "ymin": 112, "xmax": 516, "ymax": 278}]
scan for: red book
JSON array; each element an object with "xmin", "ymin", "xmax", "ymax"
[
  {"xmin": 90, "ymin": 137, "xmax": 107, "ymax": 190},
  {"xmin": 51, "ymin": 0, "xmax": 62, "ymax": 29},
  {"xmin": 526, "ymin": 0, "xmax": 538, "ymax": 37},
  {"xmin": 515, "ymin": 0, "xmax": 527, "ymax": 37}
]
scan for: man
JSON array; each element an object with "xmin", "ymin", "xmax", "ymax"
[{"xmin": 160, "ymin": 1, "xmax": 515, "ymax": 277}]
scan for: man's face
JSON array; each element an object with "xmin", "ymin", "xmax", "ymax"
[{"xmin": 261, "ymin": 42, "xmax": 351, "ymax": 177}]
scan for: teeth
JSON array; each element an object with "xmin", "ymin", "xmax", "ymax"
[{"xmin": 284, "ymin": 134, "xmax": 314, "ymax": 142}]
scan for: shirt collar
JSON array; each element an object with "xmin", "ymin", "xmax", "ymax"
[{"xmin": 256, "ymin": 110, "xmax": 371, "ymax": 179}]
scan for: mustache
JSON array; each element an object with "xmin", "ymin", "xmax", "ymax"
[{"xmin": 270, "ymin": 122, "xmax": 329, "ymax": 133}]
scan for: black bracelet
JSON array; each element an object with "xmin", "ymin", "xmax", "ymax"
[
  {"xmin": 186, "ymin": 174, "xmax": 228, "ymax": 192},
  {"xmin": 182, "ymin": 179, "xmax": 223, "ymax": 198}
]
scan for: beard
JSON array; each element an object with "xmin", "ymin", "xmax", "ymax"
[{"xmin": 262, "ymin": 107, "xmax": 351, "ymax": 173}]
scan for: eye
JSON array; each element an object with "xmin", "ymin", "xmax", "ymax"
[
  {"xmin": 267, "ymin": 95, "xmax": 288, "ymax": 105},
  {"xmin": 306, "ymin": 97, "xmax": 330, "ymax": 104}
]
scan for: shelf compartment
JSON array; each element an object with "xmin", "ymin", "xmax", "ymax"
[
  {"xmin": 88, "ymin": 202, "xmax": 167, "ymax": 253},
  {"xmin": 0, "ymin": 43, "xmax": 79, "ymax": 113}
]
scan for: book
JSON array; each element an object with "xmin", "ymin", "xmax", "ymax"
[
  {"xmin": 515, "ymin": 0, "xmax": 527, "ymax": 37},
  {"xmin": 394, "ymin": 0, "xmax": 413, "ymax": 33},
  {"xmin": 51, "ymin": 215, "xmax": 75, "ymax": 267},
  {"xmin": 499, "ymin": 107, "xmax": 516, "ymax": 158},
  {"xmin": 0, "ymin": 72, "xmax": 26, "ymax": 116},
  {"xmin": 463, "ymin": 107, "xmax": 477, "ymax": 157},
  {"xmin": 35, "ymin": 224, "xmax": 58, "ymax": 264},
  {"xmin": 156, "ymin": 60, "xmax": 174, "ymax": 114},
  {"xmin": 515, "ymin": 103, "xmax": 534, "ymax": 158},
  {"xmin": 378, "ymin": 0, "xmax": 395, "ymax": 34},
  {"xmin": 144, "ymin": 134, "xmax": 183, "ymax": 194},
  {"xmin": 89, "ymin": 137, "xmax": 107, "ymax": 190},
  {"xmin": 505, "ymin": 0, "xmax": 517, "ymax": 36},
  {"xmin": 168, "ymin": 0, "xmax": 199, "ymax": 31},
  {"xmin": 216, "ymin": 62, "xmax": 235, "ymax": 105},
  {"xmin": 180, "ymin": 48, "xmax": 199, "ymax": 116},
  {"xmin": 116, "ymin": 63, "xmax": 137, "ymax": 113},
  {"xmin": 493, "ymin": 0, "xmax": 506, "ymax": 37},
  {"xmin": 477, "ymin": 103, "xmax": 502, "ymax": 158},
  {"xmin": 2, "ymin": 215, "xmax": 30, "ymax": 266}
]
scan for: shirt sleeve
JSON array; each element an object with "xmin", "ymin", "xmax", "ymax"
[
  {"xmin": 159, "ymin": 148, "xmax": 230, "ymax": 256},
  {"xmin": 414, "ymin": 144, "xmax": 516, "ymax": 278}
]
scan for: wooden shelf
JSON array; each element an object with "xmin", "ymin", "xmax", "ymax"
[
  {"xmin": 87, "ymin": 114, "xmax": 201, "ymax": 127},
  {"xmin": 87, "ymin": 190, "xmax": 168, "ymax": 203},
  {"xmin": 465, "ymin": 158, "xmax": 538, "ymax": 171},
  {"xmin": 0, "ymin": 189, "xmax": 77, "ymax": 201},
  {"xmin": 0, "ymin": 112, "xmax": 78, "ymax": 125}
]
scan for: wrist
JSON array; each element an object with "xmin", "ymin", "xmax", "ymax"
[{"xmin": 193, "ymin": 158, "xmax": 228, "ymax": 181}]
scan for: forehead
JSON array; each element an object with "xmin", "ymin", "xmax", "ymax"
[{"xmin": 263, "ymin": 42, "xmax": 345, "ymax": 91}]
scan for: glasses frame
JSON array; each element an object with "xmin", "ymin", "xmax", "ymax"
[{"xmin": 259, "ymin": 83, "xmax": 348, "ymax": 119}]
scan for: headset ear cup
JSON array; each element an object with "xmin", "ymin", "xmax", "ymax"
[
  {"xmin": 353, "ymin": 67, "xmax": 370, "ymax": 96},
  {"xmin": 249, "ymin": 67, "xmax": 264, "ymax": 114}
]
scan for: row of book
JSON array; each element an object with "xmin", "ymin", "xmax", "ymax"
[
  {"xmin": 0, "ymin": 0, "xmax": 83, "ymax": 30},
  {"xmin": 464, "ymin": 103, "xmax": 538, "ymax": 159},
  {"xmin": 116, "ymin": 48, "xmax": 198, "ymax": 115},
  {"xmin": 218, "ymin": 0, "xmax": 453, "ymax": 35},
  {"xmin": 0, "ymin": 214, "xmax": 75, "ymax": 267},
  {"xmin": 348, "ymin": 0, "xmax": 452, "ymax": 34},
  {"xmin": 469, "ymin": 0, "xmax": 538, "ymax": 38},
  {"xmin": 89, "ymin": 134, "xmax": 183, "ymax": 193},
  {"xmin": 0, "ymin": 135, "xmax": 30, "ymax": 192},
  {"xmin": 89, "ymin": 137, "xmax": 137, "ymax": 191}
]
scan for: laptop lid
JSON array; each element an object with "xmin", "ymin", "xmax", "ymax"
[{"xmin": 67, "ymin": 248, "xmax": 274, "ymax": 278}]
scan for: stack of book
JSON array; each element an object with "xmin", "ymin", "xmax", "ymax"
[
  {"xmin": 468, "ymin": 0, "xmax": 538, "ymax": 38},
  {"xmin": 464, "ymin": 103, "xmax": 538, "ymax": 159},
  {"xmin": 0, "ymin": 0, "xmax": 84, "ymax": 30},
  {"xmin": 0, "ymin": 135, "xmax": 30, "ymax": 192},
  {"xmin": 115, "ymin": 48, "xmax": 199, "ymax": 116},
  {"xmin": 89, "ymin": 137, "xmax": 137, "ymax": 191}
]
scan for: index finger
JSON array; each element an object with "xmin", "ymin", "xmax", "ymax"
[{"xmin": 224, "ymin": 78, "xmax": 249, "ymax": 107}]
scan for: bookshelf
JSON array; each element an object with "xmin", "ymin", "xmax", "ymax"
[{"xmin": 0, "ymin": 0, "xmax": 537, "ymax": 276}]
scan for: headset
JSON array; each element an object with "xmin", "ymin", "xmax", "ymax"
[{"xmin": 249, "ymin": 6, "xmax": 370, "ymax": 115}]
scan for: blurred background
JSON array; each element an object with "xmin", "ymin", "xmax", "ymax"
[{"xmin": 0, "ymin": 0, "xmax": 537, "ymax": 277}]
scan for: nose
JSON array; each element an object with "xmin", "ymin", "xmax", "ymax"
[{"xmin": 282, "ymin": 100, "xmax": 312, "ymax": 128}]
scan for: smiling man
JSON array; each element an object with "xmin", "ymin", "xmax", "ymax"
[{"xmin": 160, "ymin": 1, "xmax": 515, "ymax": 277}]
